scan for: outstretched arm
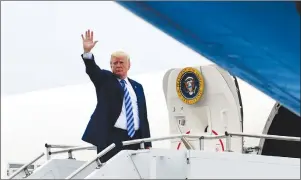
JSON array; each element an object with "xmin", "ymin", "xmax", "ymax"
[{"xmin": 81, "ymin": 30, "xmax": 106, "ymax": 87}]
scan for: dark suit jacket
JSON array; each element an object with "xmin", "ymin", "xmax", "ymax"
[{"xmin": 81, "ymin": 54, "xmax": 152, "ymax": 148}]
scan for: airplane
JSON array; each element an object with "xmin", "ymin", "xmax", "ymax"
[
  {"xmin": 117, "ymin": 1, "xmax": 301, "ymax": 116},
  {"xmin": 2, "ymin": 1, "xmax": 300, "ymax": 179},
  {"xmin": 3, "ymin": 66, "xmax": 299, "ymax": 179}
]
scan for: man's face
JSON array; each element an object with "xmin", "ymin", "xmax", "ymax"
[{"xmin": 110, "ymin": 55, "xmax": 130, "ymax": 79}]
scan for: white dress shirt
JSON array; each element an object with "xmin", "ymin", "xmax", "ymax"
[
  {"xmin": 115, "ymin": 78, "xmax": 140, "ymax": 130},
  {"xmin": 83, "ymin": 52, "xmax": 140, "ymax": 130}
]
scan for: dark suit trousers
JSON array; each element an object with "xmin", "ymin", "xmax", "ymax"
[{"xmin": 97, "ymin": 127, "xmax": 142, "ymax": 162}]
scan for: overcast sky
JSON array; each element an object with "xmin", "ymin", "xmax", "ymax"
[
  {"xmin": 1, "ymin": 1, "xmax": 212, "ymax": 96},
  {"xmin": 1, "ymin": 1, "xmax": 276, "ymax": 178}
]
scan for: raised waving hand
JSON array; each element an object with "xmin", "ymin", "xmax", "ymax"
[{"xmin": 81, "ymin": 29, "xmax": 98, "ymax": 53}]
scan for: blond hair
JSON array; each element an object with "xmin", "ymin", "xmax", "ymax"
[{"xmin": 111, "ymin": 51, "xmax": 130, "ymax": 62}]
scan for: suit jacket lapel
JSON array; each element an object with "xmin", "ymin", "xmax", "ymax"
[
  {"xmin": 128, "ymin": 78, "xmax": 141, "ymax": 104},
  {"xmin": 112, "ymin": 74, "xmax": 124, "ymax": 102}
]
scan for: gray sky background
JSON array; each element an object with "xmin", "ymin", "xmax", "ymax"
[
  {"xmin": 1, "ymin": 1, "xmax": 276, "ymax": 178},
  {"xmin": 1, "ymin": 1, "xmax": 211, "ymax": 96}
]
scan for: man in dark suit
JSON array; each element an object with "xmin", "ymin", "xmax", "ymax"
[{"xmin": 80, "ymin": 29, "xmax": 152, "ymax": 162}]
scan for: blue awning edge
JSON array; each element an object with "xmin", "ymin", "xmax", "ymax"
[{"xmin": 117, "ymin": 1, "xmax": 300, "ymax": 116}]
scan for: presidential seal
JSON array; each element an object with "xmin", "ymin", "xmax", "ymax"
[{"xmin": 176, "ymin": 67, "xmax": 205, "ymax": 105}]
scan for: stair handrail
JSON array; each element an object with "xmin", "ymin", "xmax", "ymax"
[
  {"xmin": 9, "ymin": 132, "xmax": 299, "ymax": 179},
  {"xmin": 64, "ymin": 134, "xmax": 191, "ymax": 179},
  {"xmin": 50, "ymin": 133, "xmax": 225, "ymax": 158},
  {"xmin": 8, "ymin": 152, "xmax": 45, "ymax": 179},
  {"xmin": 45, "ymin": 132, "xmax": 299, "ymax": 158},
  {"xmin": 122, "ymin": 134, "xmax": 226, "ymax": 146},
  {"xmin": 49, "ymin": 132, "xmax": 300, "ymax": 158},
  {"xmin": 45, "ymin": 143, "xmax": 81, "ymax": 160},
  {"xmin": 122, "ymin": 134, "xmax": 187, "ymax": 146},
  {"xmin": 64, "ymin": 143, "xmax": 116, "ymax": 179},
  {"xmin": 45, "ymin": 143, "xmax": 78, "ymax": 149},
  {"xmin": 49, "ymin": 145, "xmax": 96, "ymax": 155},
  {"xmin": 227, "ymin": 132, "xmax": 300, "ymax": 142},
  {"xmin": 63, "ymin": 132, "xmax": 300, "ymax": 179},
  {"xmin": 49, "ymin": 145, "xmax": 96, "ymax": 160}
]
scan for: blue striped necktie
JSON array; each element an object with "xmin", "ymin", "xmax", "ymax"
[{"xmin": 120, "ymin": 79, "xmax": 135, "ymax": 138}]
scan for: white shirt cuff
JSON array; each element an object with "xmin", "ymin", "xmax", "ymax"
[{"xmin": 83, "ymin": 52, "xmax": 93, "ymax": 59}]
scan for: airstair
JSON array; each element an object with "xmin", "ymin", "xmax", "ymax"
[
  {"xmin": 7, "ymin": 133, "xmax": 300, "ymax": 179},
  {"xmin": 7, "ymin": 65, "xmax": 300, "ymax": 179}
]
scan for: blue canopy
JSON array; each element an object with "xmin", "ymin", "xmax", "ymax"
[{"xmin": 117, "ymin": 1, "xmax": 300, "ymax": 116}]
